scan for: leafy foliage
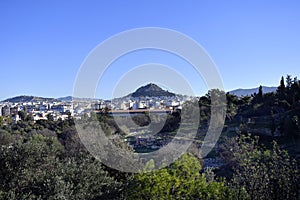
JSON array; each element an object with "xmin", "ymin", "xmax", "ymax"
[
  {"xmin": 0, "ymin": 134, "xmax": 124, "ymax": 199},
  {"xmin": 127, "ymin": 154, "xmax": 231, "ymax": 200},
  {"xmin": 221, "ymin": 134, "xmax": 300, "ymax": 200}
]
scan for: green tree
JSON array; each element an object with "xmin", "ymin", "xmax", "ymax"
[
  {"xmin": 17, "ymin": 110, "xmax": 27, "ymax": 121},
  {"xmin": 0, "ymin": 135, "xmax": 124, "ymax": 199},
  {"xmin": 290, "ymin": 77, "xmax": 300, "ymax": 104},
  {"xmin": 257, "ymin": 85, "xmax": 263, "ymax": 102},
  {"xmin": 0, "ymin": 129, "xmax": 16, "ymax": 145},
  {"xmin": 286, "ymin": 74, "xmax": 293, "ymax": 89},
  {"xmin": 222, "ymin": 134, "xmax": 300, "ymax": 200},
  {"xmin": 127, "ymin": 154, "xmax": 231, "ymax": 200},
  {"xmin": 278, "ymin": 76, "xmax": 286, "ymax": 100},
  {"xmin": 46, "ymin": 113, "xmax": 54, "ymax": 121},
  {"xmin": 226, "ymin": 93, "xmax": 239, "ymax": 121}
]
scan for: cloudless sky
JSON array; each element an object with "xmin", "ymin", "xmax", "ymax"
[{"xmin": 1, "ymin": 0, "xmax": 300, "ymax": 100}]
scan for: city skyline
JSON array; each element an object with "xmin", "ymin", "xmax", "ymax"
[{"xmin": 1, "ymin": 1, "xmax": 300, "ymax": 100}]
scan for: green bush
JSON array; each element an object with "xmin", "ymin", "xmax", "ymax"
[{"xmin": 127, "ymin": 154, "xmax": 231, "ymax": 200}]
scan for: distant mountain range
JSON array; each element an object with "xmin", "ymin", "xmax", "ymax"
[
  {"xmin": 2, "ymin": 95, "xmax": 55, "ymax": 103},
  {"xmin": 229, "ymin": 86, "xmax": 277, "ymax": 97},
  {"xmin": 1, "ymin": 84, "xmax": 278, "ymax": 103},
  {"xmin": 1, "ymin": 95, "xmax": 99, "ymax": 103}
]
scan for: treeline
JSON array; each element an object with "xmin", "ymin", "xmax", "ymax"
[
  {"xmin": 0, "ymin": 124, "xmax": 299, "ymax": 199},
  {"xmin": 0, "ymin": 121, "xmax": 299, "ymax": 199},
  {"xmin": 198, "ymin": 75, "xmax": 300, "ymax": 138}
]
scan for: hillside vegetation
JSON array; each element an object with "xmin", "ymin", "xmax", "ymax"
[{"xmin": 0, "ymin": 75, "xmax": 299, "ymax": 199}]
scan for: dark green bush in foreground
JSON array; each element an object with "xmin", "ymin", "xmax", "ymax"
[{"xmin": 0, "ymin": 135, "xmax": 123, "ymax": 200}]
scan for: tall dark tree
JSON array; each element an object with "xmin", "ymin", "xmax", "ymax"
[
  {"xmin": 286, "ymin": 74, "xmax": 293, "ymax": 89},
  {"xmin": 46, "ymin": 113, "xmax": 54, "ymax": 121},
  {"xmin": 277, "ymin": 76, "xmax": 286, "ymax": 100},
  {"xmin": 293, "ymin": 76, "xmax": 298, "ymax": 84},
  {"xmin": 257, "ymin": 85, "xmax": 263, "ymax": 102},
  {"xmin": 291, "ymin": 77, "xmax": 300, "ymax": 104},
  {"xmin": 286, "ymin": 75, "xmax": 296, "ymax": 104},
  {"xmin": 17, "ymin": 110, "xmax": 27, "ymax": 121}
]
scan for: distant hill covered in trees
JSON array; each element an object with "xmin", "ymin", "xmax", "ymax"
[{"xmin": 131, "ymin": 83, "xmax": 175, "ymax": 97}]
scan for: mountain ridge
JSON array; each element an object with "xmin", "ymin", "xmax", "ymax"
[
  {"xmin": 1, "ymin": 95, "xmax": 55, "ymax": 103},
  {"xmin": 229, "ymin": 86, "xmax": 277, "ymax": 97},
  {"xmin": 1, "ymin": 84, "xmax": 278, "ymax": 102}
]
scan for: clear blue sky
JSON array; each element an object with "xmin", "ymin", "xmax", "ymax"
[{"xmin": 1, "ymin": 0, "xmax": 300, "ymax": 100}]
